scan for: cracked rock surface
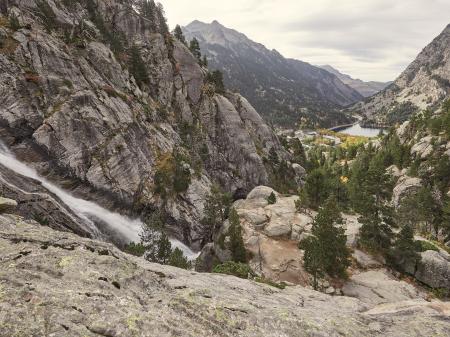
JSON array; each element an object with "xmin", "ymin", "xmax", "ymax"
[{"xmin": 1, "ymin": 215, "xmax": 449, "ymax": 337}]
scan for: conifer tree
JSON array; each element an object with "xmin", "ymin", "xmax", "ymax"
[
  {"xmin": 201, "ymin": 185, "xmax": 232, "ymax": 244},
  {"xmin": 136, "ymin": 0, "xmax": 157, "ymax": 31},
  {"xmin": 300, "ymin": 196, "xmax": 350, "ymax": 289},
  {"xmin": 156, "ymin": 3, "xmax": 169, "ymax": 35},
  {"xmin": 173, "ymin": 24, "xmax": 186, "ymax": 44},
  {"xmin": 189, "ymin": 38, "xmax": 201, "ymax": 60},
  {"xmin": 205, "ymin": 70, "xmax": 225, "ymax": 93},
  {"xmin": 128, "ymin": 44, "xmax": 149, "ymax": 87},
  {"xmin": 168, "ymin": 247, "xmax": 191, "ymax": 269},
  {"xmin": 387, "ymin": 225, "xmax": 421, "ymax": 273},
  {"xmin": 302, "ymin": 168, "xmax": 329, "ymax": 209},
  {"xmin": 140, "ymin": 211, "xmax": 171, "ymax": 264},
  {"xmin": 228, "ymin": 208, "xmax": 246, "ymax": 263}
]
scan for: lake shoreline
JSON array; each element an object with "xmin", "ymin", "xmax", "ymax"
[{"xmin": 331, "ymin": 122, "xmax": 386, "ymax": 138}]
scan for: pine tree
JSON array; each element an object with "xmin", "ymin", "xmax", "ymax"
[
  {"xmin": 358, "ymin": 209, "xmax": 394, "ymax": 254},
  {"xmin": 300, "ymin": 197, "xmax": 350, "ymax": 289},
  {"xmin": 168, "ymin": 248, "xmax": 191, "ymax": 269},
  {"xmin": 300, "ymin": 236, "xmax": 323, "ymax": 290},
  {"xmin": 173, "ymin": 24, "xmax": 186, "ymax": 44},
  {"xmin": 228, "ymin": 208, "xmax": 246, "ymax": 263},
  {"xmin": 388, "ymin": 225, "xmax": 421, "ymax": 273},
  {"xmin": 201, "ymin": 185, "xmax": 232, "ymax": 244},
  {"xmin": 128, "ymin": 44, "xmax": 149, "ymax": 87},
  {"xmin": 140, "ymin": 211, "xmax": 172, "ymax": 264},
  {"xmin": 189, "ymin": 38, "xmax": 201, "ymax": 60},
  {"xmin": 157, "ymin": 232, "xmax": 172, "ymax": 264},
  {"xmin": 268, "ymin": 146, "xmax": 279, "ymax": 166},
  {"xmin": 156, "ymin": 3, "xmax": 169, "ymax": 35},
  {"xmin": 291, "ymin": 138, "xmax": 307, "ymax": 166},
  {"xmin": 137, "ymin": 0, "xmax": 157, "ymax": 31},
  {"xmin": 302, "ymin": 168, "xmax": 329, "ymax": 209},
  {"xmin": 205, "ymin": 70, "xmax": 225, "ymax": 93}
]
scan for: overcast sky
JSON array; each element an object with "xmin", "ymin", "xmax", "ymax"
[{"xmin": 161, "ymin": 0, "xmax": 450, "ymax": 82}]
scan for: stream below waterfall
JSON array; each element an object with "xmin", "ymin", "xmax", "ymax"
[{"xmin": 0, "ymin": 141, "xmax": 198, "ymax": 259}]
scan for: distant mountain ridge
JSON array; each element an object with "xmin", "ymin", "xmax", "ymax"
[
  {"xmin": 319, "ymin": 65, "xmax": 391, "ymax": 98},
  {"xmin": 183, "ymin": 20, "xmax": 363, "ymax": 128},
  {"xmin": 352, "ymin": 24, "xmax": 450, "ymax": 126}
]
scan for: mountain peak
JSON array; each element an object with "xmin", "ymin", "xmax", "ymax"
[{"xmin": 183, "ymin": 21, "xmax": 363, "ymax": 127}]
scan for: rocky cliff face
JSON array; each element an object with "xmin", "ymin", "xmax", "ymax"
[
  {"xmin": 0, "ymin": 0, "xmax": 297, "ymax": 249},
  {"xmin": 353, "ymin": 24, "xmax": 450, "ymax": 125},
  {"xmin": 320, "ymin": 65, "xmax": 391, "ymax": 98},
  {"xmin": 1, "ymin": 214, "xmax": 449, "ymax": 337},
  {"xmin": 183, "ymin": 20, "xmax": 362, "ymax": 128}
]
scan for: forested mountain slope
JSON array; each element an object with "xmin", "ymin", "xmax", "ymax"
[
  {"xmin": 320, "ymin": 65, "xmax": 391, "ymax": 98},
  {"xmin": 183, "ymin": 20, "xmax": 363, "ymax": 128}
]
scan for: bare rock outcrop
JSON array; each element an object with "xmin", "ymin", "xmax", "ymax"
[
  {"xmin": 1, "ymin": 215, "xmax": 449, "ymax": 337},
  {"xmin": 392, "ymin": 176, "xmax": 423, "ymax": 207},
  {"xmin": 342, "ymin": 270, "xmax": 425, "ymax": 307},
  {"xmin": 415, "ymin": 250, "xmax": 450, "ymax": 289},
  {"xmin": 0, "ymin": 196, "xmax": 17, "ymax": 213}
]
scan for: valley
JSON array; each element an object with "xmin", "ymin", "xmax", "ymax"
[{"xmin": 0, "ymin": 1, "xmax": 449, "ymax": 336}]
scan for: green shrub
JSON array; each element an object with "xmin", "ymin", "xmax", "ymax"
[
  {"xmin": 432, "ymin": 287, "xmax": 449, "ymax": 299},
  {"xmin": 124, "ymin": 242, "xmax": 146, "ymax": 257},
  {"xmin": 212, "ymin": 262, "xmax": 254, "ymax": 279},
  {"xmin": 254, "ymin": 277, "xmax": 286, "ymax": 289},
  {"xmin": 9, "ymin": 13, "xmax": 20, "ymax": 31},
  {"xmin": 418, "ymin": 240, "xmax": 439, "ymax": 252},
  {"xmin": 266, "ymin": 192, "xmax": 277, "ymax": 205}
]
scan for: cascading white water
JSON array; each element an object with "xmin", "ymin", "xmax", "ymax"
[{"xmin": 0, "ymin": 141, "xmax": 199, "ymax": 259}]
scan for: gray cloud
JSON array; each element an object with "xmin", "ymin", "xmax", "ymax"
[{"xmin": 161, "ymin": 0, "xmax": 450, "ymax": 81}]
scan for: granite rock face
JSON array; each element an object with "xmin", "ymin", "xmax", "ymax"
[
  {"xmin": 0, "ymin": 197, "xmax": 17, "ymax": 213},
  {"xmin": 1, "ymin": 215, "xmax": 449, "ymax": 337},
  {"xmin": 352, "ymin": 24, "xmax": 450, "ymax": 125},
  {"xmin": 342, "ymin": 270, "xmax": 424, "ymax": 307},
  {"xmin": 0, "ymin": 0, "xmax": 299, "ymax": 249},
  {"xmin": 415, "ymin": 250, "xmax": 450, "ymax": 289},
  {"xmin": 200, "ymin": 186, "xmax": 314, "ymax": 285},
  {"xmin": 392, "ymin": 176, "xmax": 423, "ymax": 207}
]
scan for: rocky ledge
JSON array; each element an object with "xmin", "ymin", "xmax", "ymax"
[{"xmin": 1, "ymin": 214, "xmax": 449, "ymax": 337}]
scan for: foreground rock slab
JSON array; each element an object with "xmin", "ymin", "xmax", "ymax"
[
  {"xmin": 0, "ymin": 197, "xmax": 17, "ymax": 214},
  {"xmin": 0, "ymin": 215, "xmax": 449, "ymax": 337}
]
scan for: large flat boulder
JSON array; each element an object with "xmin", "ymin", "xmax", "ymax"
[{"xmin": 342, "ymin": 270, "xmax": 424, "ymax": 307}]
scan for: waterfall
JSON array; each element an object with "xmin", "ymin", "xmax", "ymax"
[{"xmin": 0, "ymin": 141, "xmax": 199, "ymax": 259}]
